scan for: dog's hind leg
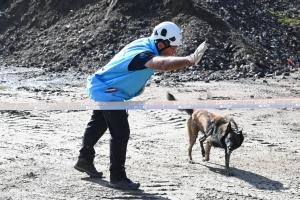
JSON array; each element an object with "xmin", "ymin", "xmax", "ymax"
[
  {"xmin": 201, "ymin": 125, "xmax": 215, "ymax": 161},
  {"xmin": 225, "ymin": 152, "xmax": 233, "ymax": 176},
  {"xmin": 187, "ymin": 118, "xmax": 198, "ymax": 164},
  {"xmin": 187, "ymin": 131, "xmax": 197, "ymax": 164},
  {"xmin": 203, "ymin": 140, "xmax": 211, "ymax": 162},
  {"xmin": 199, "ymin": 135, "xmax": 207, "ymax": 158}
]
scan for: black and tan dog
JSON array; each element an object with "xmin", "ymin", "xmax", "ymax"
[{"xmin": 167, "ymin": 92, "xmax": 244, "ymax": 176}]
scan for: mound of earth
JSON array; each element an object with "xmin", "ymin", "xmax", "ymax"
[{"xmin": 0, "ymin": 0, "xmax": 299, "ymax": 82}]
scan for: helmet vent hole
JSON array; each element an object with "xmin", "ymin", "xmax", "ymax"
[
  {"xmin": 161, "ymin": 29, "xmax": 167, "ymax": 37},
  {"xmin": 169, "ymin": 37, "xmax": 176, "ymax": 42}
]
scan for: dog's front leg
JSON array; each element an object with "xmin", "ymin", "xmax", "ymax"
[
  {"xmin": 203, "ymin": 140, "xmax": 211, "ymax": 161},
  {"xmin": 225, "ymin": 152, "xmax": 233, "ymax": 176}
]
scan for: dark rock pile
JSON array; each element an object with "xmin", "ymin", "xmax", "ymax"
[{"xmin": 0, "ymin": 0, "xmax": 299, "ymax": 83}]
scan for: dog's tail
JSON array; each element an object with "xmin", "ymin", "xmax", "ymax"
[{"xmin": 166, "ymin": 92, "xmax": 194, "ymax": 115}]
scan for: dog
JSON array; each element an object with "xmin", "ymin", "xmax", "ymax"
[{"xmin": 167, "ymin": 92, "xmax": 244, "ymax": 176}]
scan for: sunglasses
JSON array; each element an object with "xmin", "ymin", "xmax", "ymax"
[{"xmin": 169, "ymin": 46, "xmax": 177, "ymax": 52}]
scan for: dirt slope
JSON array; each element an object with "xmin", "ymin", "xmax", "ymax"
[{"xmin": 0, "ymin": 0, "xmax": 299, "ymax": 79}]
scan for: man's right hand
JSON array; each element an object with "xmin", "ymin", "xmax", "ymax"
[{"xmin": 187, "ymin": 41, "xmax": 208, "ymax": 65}]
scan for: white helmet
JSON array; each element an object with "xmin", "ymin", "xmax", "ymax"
[{"xmin": 150, "ymin": 21, "xmax": 182, "ymax": 46}]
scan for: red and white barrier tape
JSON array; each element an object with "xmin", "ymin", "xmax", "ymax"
[{"xmin": 0, "ymin": 98, "xmax": 300, "ymax": 110}]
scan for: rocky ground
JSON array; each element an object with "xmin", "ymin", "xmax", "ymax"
[{"xmin": 1, "ymin": 0, "xmax": 300, "ymax": 199}]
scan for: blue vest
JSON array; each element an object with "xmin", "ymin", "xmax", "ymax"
[{"xmin": 87, "ymin": 37, "xmax": 158, "ymax": 102}]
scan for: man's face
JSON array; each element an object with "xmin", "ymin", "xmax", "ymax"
[{"xmin": 159, "ymin": 42, "xmax": 178, "ymax": 56}]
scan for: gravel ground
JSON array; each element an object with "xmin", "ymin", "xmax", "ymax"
[{"xmin": 1, "ymin": 67, "xmax": 300, "ymax": 200}]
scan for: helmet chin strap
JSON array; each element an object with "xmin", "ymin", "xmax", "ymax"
[
  {"xmin": 159, "ymin": 45, "xmax": 170, "ymax": 54},
  {"xmin": 155, "ymin": 40, "xmax": 170, "ymax": 55}
]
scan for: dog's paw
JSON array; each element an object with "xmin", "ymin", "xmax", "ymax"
[
  {"xmin": 227, "ymin": 172, "xmax": 234, "ymax": 176},
  {"xmin": 188, "ymin": 159, "xmax": 195, "ymax": 164},
  {"xmin": 226, "ymin": 171, "xmax": 234, "ymax": 176}
]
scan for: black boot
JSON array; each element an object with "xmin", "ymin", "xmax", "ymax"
[
  {"xmin": 74, "ymin": 157, "xmax": 103, "ymax": 178},
  {"xmin": 109, "ymin": 177, "xmax": 140, "ymax": 190}
]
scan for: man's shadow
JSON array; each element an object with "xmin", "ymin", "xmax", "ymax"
[
  {"xmin": 81, "ymin": 177, "xmax": 170, "ymax": 200},
  {"xmin": 200, "ymin": 163, "xmax": 288, "ymax": 190}
]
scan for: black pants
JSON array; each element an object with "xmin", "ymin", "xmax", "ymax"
[{"xmin": 79, "ymin": 110, "xmax": 130, "ymax": 180}]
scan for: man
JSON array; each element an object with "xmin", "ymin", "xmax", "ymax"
[{"xmin": 74, "ymin": 21, "xmax": 207, "ymax": 190}]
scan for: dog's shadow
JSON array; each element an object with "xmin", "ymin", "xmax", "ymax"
[
  {"xmin": 200, "ymin": 163, "xmax": 287, "ymax": 190},
  {"xmin": 80, "ymin": 177, "xmax": 170, "ymax": 200}
]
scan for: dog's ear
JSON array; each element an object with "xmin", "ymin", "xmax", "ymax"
[
  {"xmin": 233, "ymin": 133, "xmax": 244, "ymax": 148},
  {"xmin": 238, "ymin": 127, "xmax": 243, "ymax": 134},
  {"xmin": 238, "ymin": 128, "xmax": 243, "ymax": 141},
  {"xmin": 220, "ymin": 123, "xmax": 231, "ymax": 148},
  {"xmin": 225, "ymin": 122, "xmax": 232, "ymax": 136},
  {"xmin": 238, "ymin": 130, "xmax": 244, "ymax": 146},
  {"xmin": 221, "ymin": 123, "xmax": 231, "ymax": 139}
]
